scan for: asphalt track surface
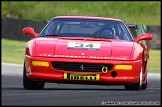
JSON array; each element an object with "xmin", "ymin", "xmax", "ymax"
[{"xmin": 1, "ymin": 63, "xmax": 161, "ymax": 106}]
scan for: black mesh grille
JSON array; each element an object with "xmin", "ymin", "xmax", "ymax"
[{"xmin": 51, "ymin": 62, "xmax": 113, "ymax": 72}]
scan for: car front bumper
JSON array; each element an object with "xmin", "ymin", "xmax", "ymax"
[{"xmin": 25, "ymin": 55, "xmax": 142, "ymax": 85}]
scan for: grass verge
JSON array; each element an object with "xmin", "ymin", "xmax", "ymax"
[{"xmin": 2, "ymin": 39, "xmax": 26, "ymax": 64}]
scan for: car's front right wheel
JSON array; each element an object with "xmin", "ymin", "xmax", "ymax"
[
  {"xmin": 141, "ymin": 77, "xmax": 147, "ymax": 89},
  {"xmin": 23, "ymin": 63, "xmax": 45, "ymax": 90}
]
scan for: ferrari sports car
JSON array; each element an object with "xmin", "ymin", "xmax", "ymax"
[{"xmin": 22, "ymin": 16, "xmax": 152, "ymax": 90}]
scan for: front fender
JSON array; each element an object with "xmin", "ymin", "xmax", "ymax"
[
  {"xmin": 130, "ymin": 43, "xmax": 143, "ymax": 60},
  {"xmin": 25, "ymin": 39, "xmax": 36, "ymax": 56}
]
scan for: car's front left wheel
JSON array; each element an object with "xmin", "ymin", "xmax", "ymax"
[
  {"xmin": 23, "ymin": 63, "xmax": 45, "ymax": 90},
  {"xmin": 125, "ymin": 67, "xmax": 143, "ymax": 90}
]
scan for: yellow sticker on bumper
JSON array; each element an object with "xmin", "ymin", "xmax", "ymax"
[{"xmin": 64, "ymin": 73, "xmax": 99, "ymax": 81}]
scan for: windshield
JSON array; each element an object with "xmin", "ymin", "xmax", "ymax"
[{"xmin": 40, "ymin": 18, "xmax": 133, "ymax": 41}]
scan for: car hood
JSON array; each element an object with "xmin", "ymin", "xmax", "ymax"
[{"xmin": 35, "ymin": 37, "xmax": 134, "ymax": 60}]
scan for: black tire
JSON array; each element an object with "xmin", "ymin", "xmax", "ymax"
[
  {"xmin": 125, "ymin": 68, "xmax": 143, "ymax": 90},
  {"xmin": 23, "ymin": 63, "xmax": 45, "ymax": 90},
  {"xmin": 125, "ymin": 81, "xmax": 141, "ymax": 90},
  {"xmin": 141, "ymin": 78, "xmax": 147, "ymax": 89}
]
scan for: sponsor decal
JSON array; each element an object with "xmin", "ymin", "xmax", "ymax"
[
  {"xmin": 68, "ymin": 41, "xmax": 100, "ymax": 50},
  {"xmin": 64, "ymin": 73, "xmax": 99, "ymax": 81}
]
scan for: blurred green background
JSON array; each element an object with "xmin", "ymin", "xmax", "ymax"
[{"xmin": 2, "ymin": 1, "xmax": 160, "ymax": 25}]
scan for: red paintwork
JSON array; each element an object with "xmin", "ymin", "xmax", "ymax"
[
  {"xmin": 134, "ymin": 33, "xmax": 153, "ymax": 42},
  {"xmin": 23, "ymin": 16, "xmax": 153, "ymax": 86},
  {"xmin": 25, "ymin": 55, "xmax": 142, "ymax": 84},
  {"xmin": 23, "ymin": 27, "xmax": 39, "ymax": 37}
]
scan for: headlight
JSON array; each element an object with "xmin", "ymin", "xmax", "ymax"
[
  {"xmin": 115, "ymin": 65, "xmax": 132, "ymax": 70},
  {"xmin": 32, "ymin": 61, "xmax": 49, "ymax": 67}
]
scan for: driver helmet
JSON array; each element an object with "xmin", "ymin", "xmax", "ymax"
[{"xmin": 101, "ymin": 29, "xmax": 113, "ymax": 36}]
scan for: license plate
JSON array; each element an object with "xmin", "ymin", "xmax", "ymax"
[{"xmin": 64, "ymin": 73, "xmax": 99, "ymax": 81}]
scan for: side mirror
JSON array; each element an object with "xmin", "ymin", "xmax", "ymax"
[
  {"xmin": 134, "ymin": 33, "xmax": 153, "ymax": 42},
  {"xmin": 22, "ymin": 27, "xmax": 39, "ymax": 37}
]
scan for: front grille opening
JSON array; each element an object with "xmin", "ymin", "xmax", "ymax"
[{"xmin": 51, "ymin": 62, "xmax": 113, "ymax": 72}]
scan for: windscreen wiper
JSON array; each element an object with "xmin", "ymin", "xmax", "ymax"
[
  {"xmin": 45, "ymin": 35, "xmax": 59, "ymax": 37},
  {"xmin": 92, "ymin": 35, "xmax": 113, "ymax": 39}
]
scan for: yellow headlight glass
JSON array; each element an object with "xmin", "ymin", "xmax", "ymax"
[
  {"xmin": 115, "ymin": 65, "xmax": 132, "ymax": 70},
  {"xmin": 32, "ymin": 61, "xmax": 49, "ymax": 67}
]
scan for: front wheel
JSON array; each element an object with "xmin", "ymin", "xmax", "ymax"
[
  {"xmin": 141, "ymin": 77, "xmax": 147, "ymax": 89},
  {"xmin": 125, "ymin": 68, "xmax": 143, "ymax": 90},
  {"xmin": 23, "ymin": 63, "xmax": 45, "ymax": 90},
  {"xmin": 125, "ymin": 81, "xmax": 141, "ymax": 90}
]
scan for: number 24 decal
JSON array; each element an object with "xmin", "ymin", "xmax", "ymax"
[
  {"xmin": 75, "ymin": 42, "xmax": 94, "ymax": 48},
  {"xmin": 68, "ymin": 42, "xmax": 100, "ymax": 50}
]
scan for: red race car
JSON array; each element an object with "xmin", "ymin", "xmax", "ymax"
[{"xmin": 22, "ymin": 16, "xmax": 152, "ymax": 90}]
